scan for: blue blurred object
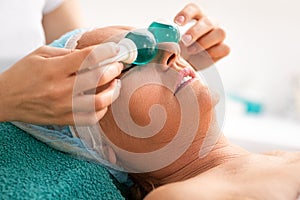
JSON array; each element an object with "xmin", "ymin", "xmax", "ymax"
[{"xmin": 228, "ymin": 93, "xmax": 264, "ymax": 114}]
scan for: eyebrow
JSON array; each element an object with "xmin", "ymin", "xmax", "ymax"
[{"xmin": 121, "ymin": 64, "xmax": 138, "ymax": 74}]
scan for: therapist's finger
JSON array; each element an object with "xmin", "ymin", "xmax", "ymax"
[
  {"xmin": 184, "ymin": 27, "xmax": 226, "ymax": 54},
  {"xmin": 72, "ymin": 79, "xmax": 121, "ymax": 112},
  {"xmin": 181, "ymin": 17, "xmax": 215, "ymax": 47},
  {"xmin": 63, "ymin": 42, "xmax": 120, "ymax": 74},
  {"xmin": 73, "ymin": 62, "xmax": 123, "ymax": 94},
  {"xmin": 38, "ymin": 45, "xmax": 73, "ymax": 57},
  {"xmin": 197, "ymin": 27, "xmax": 226, "ymax": 50},
  {"xmin": 174, "ymin": 3, "xmax": 205, "ymax": 25},
  {"xmin": 206, "ymin": 43, "xmax": 230, "ymax": 62}
]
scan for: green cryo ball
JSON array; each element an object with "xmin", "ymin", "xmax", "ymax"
[
  {"xmin": 125, "ymin": 30, "xmax": 157, "ymax": 65},
  {"xmin": 148, "ymin": 21, "xmax": 180, "ymax": 43}
]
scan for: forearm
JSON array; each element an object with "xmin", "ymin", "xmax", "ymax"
[{"xmin": 42, "ymin": 0, "xmax": 84, "ymax": 44}]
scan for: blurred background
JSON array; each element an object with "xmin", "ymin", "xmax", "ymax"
[{"xmin": 78, "ymin": 0, "xmax": 300, "ymax": 152}]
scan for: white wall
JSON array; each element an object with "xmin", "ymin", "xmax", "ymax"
[
  {"xmin": 78, "ymin": 0, "xmax": 300, "ymax": 118},
  {"xmin": 78, "ymin": 0, "xmax": 194, "ymax": 27}
]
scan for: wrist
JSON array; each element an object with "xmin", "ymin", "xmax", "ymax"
[{"xmin": 0, "ymin": 73, "xmax": 15, "ymax": 122}]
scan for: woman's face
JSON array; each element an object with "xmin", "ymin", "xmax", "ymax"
[{"xmin": 98, "ymin": 42, "xmax": 217, "ymax": 172}]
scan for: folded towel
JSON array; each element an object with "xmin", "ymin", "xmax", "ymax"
[{"xmin": 0, "ymin": 122, "xmax": 125, "ymax": 199}]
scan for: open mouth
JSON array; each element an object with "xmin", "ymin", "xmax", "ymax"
[{"xmin": 174, "ymin": 68, "xmax": 196, "ymax": 95}]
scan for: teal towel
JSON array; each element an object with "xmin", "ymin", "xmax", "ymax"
[{"xmin": 0, "ymin": 122, "xmax": 125, "ymax": 200}]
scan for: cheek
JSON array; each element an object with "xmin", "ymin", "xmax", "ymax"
[
  {"xmin": 129, "ymin": 85, "xmax": 179, "ymax": 127},
  {"xmin": 191, "ymin": 80, "xmax": 215, "ymax": 136},
  {"xmin": 100, "ymin": 81, "xmax": 214, "ymax": 149},
  {"xmin": 100, "ymin": 84, "xmax": 181, "ymax": 153},
  {"xmin": 98, "ymin": 79, "xmax": 215, "ymax": 172}
]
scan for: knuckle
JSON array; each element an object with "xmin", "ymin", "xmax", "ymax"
[
  {"xmin": 49, "ymin": 86, "xmax": 64, "ymax": 101},
  {"xmin": 45, "ymin": 85, "xmax": 60, "ymax": 101},
  {"xmin": 77, "ymin": 47, "xmax": 95, "ymax": 68},
  {"xmin": 96, "ymin": 67, "xmax": 107, "ymax": 82},
  {"xmin": 187, "ymin": 2, "xmax": 200, "ymax": 11},
  {"xmin": 203, "ymin": 16, "xmax": 214, "ymax": 27},
  {"xmin": 84, "ymin": 50, "xmax": 98, "ymax": 67},
  {"xmin": 180, "ymin": 3, "xmax": 202, "ymax": 18},
  {"xmin": 96, "ymin": 108, "xmax": 108, "ymax": 121},
  {"xmin": 97, "ymin": 68, "xmax": 111, "ymax": 85},
  {"xmin": 82, "ymin": 45, "xmax": 94, "ymax": 55},
  {"xmin": 95, "ymin": 95, "xmax": 106, "ymax": 110},
  {"xmin": 46, "ymin": 87, "xmax": 70, "ymax": 114}
]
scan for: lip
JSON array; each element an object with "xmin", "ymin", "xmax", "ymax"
[{"xmin": 174, "ymin": 68, "xmax": 196, "ymax": 95}]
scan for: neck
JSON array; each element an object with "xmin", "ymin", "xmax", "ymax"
[
  {"xmin": 160, "ymin": 135, "xmax": 249, "ymax": 184},
  {"xmin": 130, "ymin": 134, "xmax": 250, "ymax": 188}
]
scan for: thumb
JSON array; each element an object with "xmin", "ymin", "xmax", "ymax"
[{"xmin": 64, "ymin": 42, "xmax": 120, "ymax": 74}]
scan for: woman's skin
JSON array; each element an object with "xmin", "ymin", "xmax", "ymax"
[
  {"xmin": 97, "ymin": 42, "xmax": 300, "ymax": 200},
  {"xmin": 144, "ymin": 151, "xmax": 300, "ymax": 200},
  {"xmin": 72, "ymin": 3, "xmax": 300, "ymax": 199}
]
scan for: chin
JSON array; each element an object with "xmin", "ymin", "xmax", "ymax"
[{"xmin": 176, "ymin": 78, "xmax": 214, "ymax": 114}]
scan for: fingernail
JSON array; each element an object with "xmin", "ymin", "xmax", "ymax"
[
  {"xmin": 175, "ymin": 15, "xmax": 185, "ymax": 25},
  {"xmin": 112, "ymin": 79, "xmax": 121, "ymax": 102},
  {"xmin": 117, "ymin": 79, "xmax": 122, "ymax": 88},
  {"xmin": 118, "ymin": 62, "xmax": 124, "ymax": 73},
  {"xmin": 181, "ymin": 34, "xmax": 193, "ymax": 46}
]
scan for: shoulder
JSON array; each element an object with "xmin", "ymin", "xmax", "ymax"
[{"xmin": 143, "ymin": 180, "xmax": 207, "ymax": 200}]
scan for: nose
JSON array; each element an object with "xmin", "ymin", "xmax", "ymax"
[{"xmin": 152, "ymin": 42, "xmax": 181, "ymax": 71}]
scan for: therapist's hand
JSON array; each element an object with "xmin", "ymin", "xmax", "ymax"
[
  {"xmin": 174, "ymin": 3, "xmax": 230, "ymax": 70},
  {"xmin": 0, "ymin": 43, "xmax": 123, "ymax": 125}
]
